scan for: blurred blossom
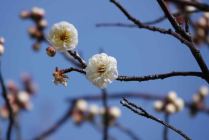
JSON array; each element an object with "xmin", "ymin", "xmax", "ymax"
[
  {"xmin": 31, "ymin": 7, "xmax": 45, "ymax": 19},
  {"xmin": 199, "ymin": 86, "xmax": 209, "ymax": 97},
  {"xmin": 192, "ymin": 94, "xmax": 201, "ymax": 104},
  {"xmin": 165, "ymin": 103, "xmax": 176, "ymax": 114},
  {"xmin": 109, "ymin": 106, "xmax": 121, "ymax": 119},
  {"xmin": 38, "ymin": 19, "xmax": 48, "ymax": 28},
  {"xmin": 203, "ymin": 12, "xmax": 209, "ymax": 19},
  {"xmin": 88, "ymin": 104, "xmax": 99, "ymax": 115},
  {"xmin": 167, "ymin": 91, "xmax": 177, "ymax": 103},
  {"xmin": 75, "ymin": 99, "xmax": 88, "ymax": 112},
  {"xmin": 28, "ymin": 26, "xmax": 37, "ymax": 38},
  {"xmin": 17, "ymin": 91, "xmax": 30, "ymax": 104},
  {"xmin": 20, "ymin": 10, "xmax": 30, "ymax": 19},
  {"xmin": 174, "ymin": 98, "xmax": 184, "ymax": 111},
  {"xmin": 154, "ymin": 100, "xmax": 164, "ymax": 112}
]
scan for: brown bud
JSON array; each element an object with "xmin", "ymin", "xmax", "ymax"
[
  {"xmin": 33, "ymin": 42, "xmax": 41, "ymax": 51},
  {"xmin": 46, "ymin": 46, "xmax": 56, "ymax": 57}
]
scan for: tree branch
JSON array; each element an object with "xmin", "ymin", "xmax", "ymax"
[
  {"xmin": 156, "ymin": 0, "xmax": 209, "ymax": 82},
  {"xmin": 0, "ymin": 64, "xmax": 14, "ymax": 140},
  {"xmin": 117, "ymin": 71, "xmax": 204, "ymax": 82},
  {"xmin": 120, "ymin": 97, "xmax": 191, "ymax": 140}
]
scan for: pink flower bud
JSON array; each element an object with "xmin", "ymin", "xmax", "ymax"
[
  {"xmin": 20, "ymin": 10, "xmax": 31, "ymax": 19},
  {"xmin": 46, "ymin": 46, "xmax": 56, "ymax": 57},
  {"xmin": 0, "ymin": 37, "xmax": 5, "ymax": 44}
]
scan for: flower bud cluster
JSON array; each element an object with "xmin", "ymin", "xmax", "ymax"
[
  {"xmin": 154, "ymin": 91, "xmax": 184, "ymax": 114},
  {"xmin": 192, "ymin": 86, "xmax": 208, "ymax": 104},
  {"xmin": 0, "ymin": 74, "xmax": 37, "ymax": 119},
  {"xmin": 99, "ymin": 106, "xmax": 121, "ymax": 126},
  {"xmin": 20, "ymin": 7, "xmax": 48, "ymax": 51},
  {"xmin": 71, "ymin": 99, "xmax": 121, "ymax": 126},
  {"xmin": 189, "ymin": 86, "xmax": 209, "ymax": 116},
  {"xmin": 193, "ymin": 13, "xmax": 209, "ymax": 46},
  {"xmin": 71, "ymin": 99, "xmax": 99, "ymax": 125}
]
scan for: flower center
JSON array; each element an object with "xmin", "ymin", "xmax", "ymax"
[
  {"xmin": 98, "ymin": 65, "xmax": 106, "ymax": 74},
  {"xmin": 60, "ymin": 33, "xmax": 69, "ymax": 42}
]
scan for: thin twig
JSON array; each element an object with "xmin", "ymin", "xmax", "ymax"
[
  {"xmin": 120, "ymin": 97, "xmax": 191, "ymax": 140},
  {"xmin": 32, "ymin": 103, "xmax": 75, "ymax": 140},
  {"xmin": 102, "ymin": 89, "xmax": 109, "ymax": 140},
  {"xmin": 0, "ymin": 64, "xmax": 14, "ymax": 140},
  {"xmin": 109, "ymin": 0, "xmax": 192, "ymax": 47},
  {"xmin": 96, "ymin": 10, "xmax": 200, "ymax": 27},
  {"xmin": 115, "ymin": 122, "xmax": 140, "ymax": 140},
  {"xmin": 67, "ymin": 50, "xmax": 87, "ymax": 68}
]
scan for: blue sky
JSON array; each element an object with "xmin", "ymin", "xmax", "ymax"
[{"xmin": 0, "ymin": 0, "xmax": 209, "ymax": 139}]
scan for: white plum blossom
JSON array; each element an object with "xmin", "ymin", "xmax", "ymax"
[
  {"xmin": 85, "ymin": 53, "xmax": 118, "ymax": 89},
  {"xmin": 47, "ymin": 21, "xmax": 78, "ymax": 52}
]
